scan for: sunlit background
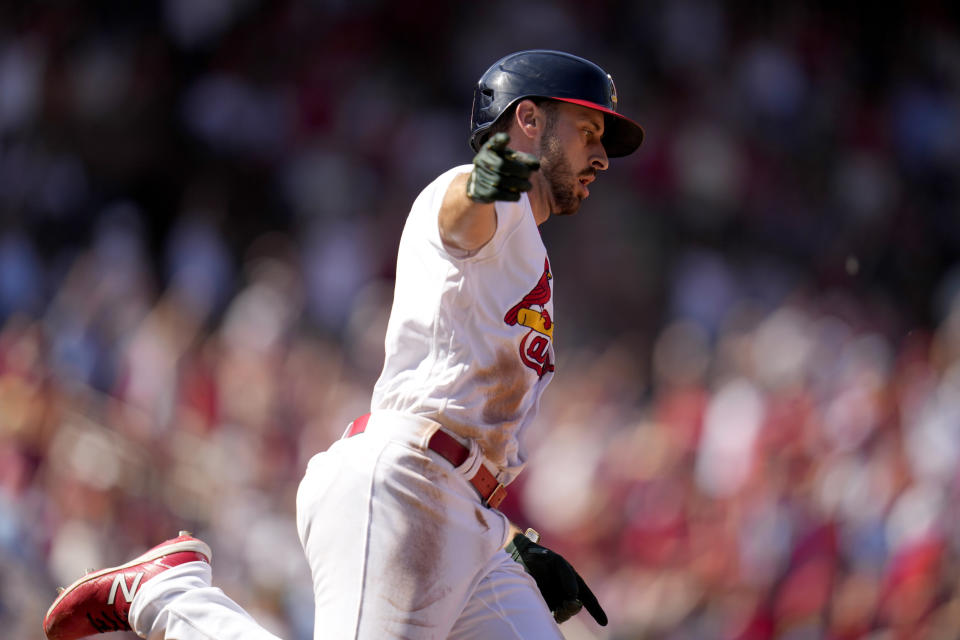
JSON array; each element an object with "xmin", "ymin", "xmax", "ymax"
[{"xmin": 2, "ymin": 1, "xmax": 960, "ymax": 638}]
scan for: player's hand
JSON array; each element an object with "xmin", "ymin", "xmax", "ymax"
[
  {"xmin": 466, "ymin": 133, "xmax": 540, "ymax": 203},
  {"xmin": 506, "ymin": 533, "xmax": 608, "ymax": 626}
]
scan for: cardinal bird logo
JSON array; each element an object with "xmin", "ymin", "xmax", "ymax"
[{"xmin": 504, "ymin": 257, "xmax": 555, "ymax": 378}]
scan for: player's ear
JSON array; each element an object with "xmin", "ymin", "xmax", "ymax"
[{"xmin": 514, "ymin": 100, "xmax": 541, "ymax": 142}]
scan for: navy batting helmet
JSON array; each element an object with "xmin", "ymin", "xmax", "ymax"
[{"xmin": 469, "ymin": 50, "xmax": 644, "ymax": 158}]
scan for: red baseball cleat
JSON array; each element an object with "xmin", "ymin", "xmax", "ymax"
[{"xmin": 43, "ymin": 532, "xmax": 212, "ymax": 640}]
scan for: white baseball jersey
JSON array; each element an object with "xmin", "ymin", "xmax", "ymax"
[
  {"xmin": 117, "ymin": 165, "xmax": 569, "ymax": 640},
  {"xmin": 372, "ymin": 165, "xmax": 556, "ymax": 483}
]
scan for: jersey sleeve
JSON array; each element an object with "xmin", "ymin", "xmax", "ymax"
[
  {"xmin": 423, "ymin": 165, "xmax": 532, "ymax": 263},
  {"xmin": 467, "ymin": 197, "xmax": 530, "ymax": 261}
]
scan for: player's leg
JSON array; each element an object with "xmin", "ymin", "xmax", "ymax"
[
  {"xmin": 448, "ymin": 550, "xmax": 565, "ymax": 640},
  {"xmin": 43, "ymin": 532, "xmax": 282, "ymax": 640},
  {"xmin": 296, "ymin": 433, "xmax": 385, "ymax": 639},
  {"xmin": 129, "ymin": 561, "xmax": 283, "ymax": 640},
  {"xmin": 297, "ymin": 411, "xmax": 511, "ymax": 639}
]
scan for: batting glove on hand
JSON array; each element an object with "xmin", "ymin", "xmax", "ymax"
[
  {"xmin": 466, "ymin": 132, "xmax": 540, "ymax": 203},
  {"xmin": 506, "ymin": 533, "xmax": 608, "ymax": 626}
]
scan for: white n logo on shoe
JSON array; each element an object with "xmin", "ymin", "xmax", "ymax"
[{"xmin": 107, "ymin": 572, "xmax": 144, "ymax": 605}]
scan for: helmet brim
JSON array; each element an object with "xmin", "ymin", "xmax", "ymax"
[{"xmin": 550, "ymin": 97, "xmax": 645, "ymax": 158}]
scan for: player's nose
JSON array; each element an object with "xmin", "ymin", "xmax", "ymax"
[{"xmin": 592, "ymin": 143, "xmax": 609, "ymax": 171}]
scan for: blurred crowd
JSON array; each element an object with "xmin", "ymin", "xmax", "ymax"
[{"xmin": 2, "ymin": 1, "xmax": 960, "ymax": 639}]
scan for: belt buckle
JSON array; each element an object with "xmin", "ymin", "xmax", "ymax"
[{"xmin": 483, "ymin": 483, "xmax": 507, "ymax": 510}]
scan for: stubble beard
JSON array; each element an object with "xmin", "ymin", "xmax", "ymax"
[{"xmin": 538, "ymin": 135, "xmax": 587, "ymax": 217}]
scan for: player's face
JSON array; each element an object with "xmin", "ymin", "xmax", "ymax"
[{"xmin": 537, "ymin": 103, "xmax": 609, "ymax": 217}]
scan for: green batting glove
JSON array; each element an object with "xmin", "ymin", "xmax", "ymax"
[
  {"xmin": 466, "ymin": 132, "xmax": 540, "ymax": 203},
  {"xmin": 506, "ymin": 532, "xmax": 608, "ymax": 626}
]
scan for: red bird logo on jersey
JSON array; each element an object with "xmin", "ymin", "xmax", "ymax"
[{"xmin": 504, "ymin": 257, "xmax": 555, "ymax": 378}]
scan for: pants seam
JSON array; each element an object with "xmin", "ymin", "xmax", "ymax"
[{"xmin": 354, "ymin": 437, "xmax": 391, "ymax": 640}]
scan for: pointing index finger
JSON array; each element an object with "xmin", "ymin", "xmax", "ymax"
[
  {"xmin": 504, "ymin": 149, "xmax": 540, "ymax": 171},
  {"xmin": 576, "ymin": 573, "xmax": 607, "ymax": 626},
  {"xmin": 487, "ymin": 132, "xmax": 510, "ymax": 152}
]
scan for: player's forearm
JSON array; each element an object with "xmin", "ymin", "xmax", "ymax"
[{"xmin": 438, "ymin": 173, "xmax": 497, "ymax": 253}]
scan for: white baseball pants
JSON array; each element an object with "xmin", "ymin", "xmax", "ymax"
[{"xmin": 130, "ymin": 410, "xmax": 563, "ymax": 639}]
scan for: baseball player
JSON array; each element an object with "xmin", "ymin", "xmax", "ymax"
[{"xmin": 43, "ymin": 49, "xmax": 644, "ymax": 639}]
